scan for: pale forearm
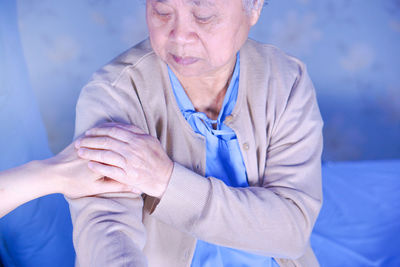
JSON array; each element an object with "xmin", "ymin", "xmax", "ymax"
[{"xmin": 0, "ymin": 160, "xmax": 62, "ymax": 218}]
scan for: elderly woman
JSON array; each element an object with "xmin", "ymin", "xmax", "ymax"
[{"xmin": 70, "ymin": 0, "xmax": 323, "ymax": 266}]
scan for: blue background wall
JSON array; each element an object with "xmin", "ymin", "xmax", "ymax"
[
  {"xmin": 0, "ymin": 1, "xmax": 74, "ymax": 265},
  {"xmin": 14, "ymin": 0, "xmax": 400, "ymax": 161}
]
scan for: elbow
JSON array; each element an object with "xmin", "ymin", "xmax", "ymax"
[
  {"xmin": 274, "ymin": 200, "xmax": 318, "ymax": 259},
  {"xmin": 266, "ymin": 218, "xmax": 310, "ymax": 259},
  {"xmin": 284, "ymin": 210, "xmax": 318, "ymax": 259},
  {"xmin": 284, "ymin": 230, "xmax": 309, "ymax": 259},
  {"xmin": 256, "ymin": 223, "xmax": 309, "ymax": 259}
]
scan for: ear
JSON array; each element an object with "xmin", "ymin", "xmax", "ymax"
[{"xmin": 249, "ymin": 0, "xmax": 264, "ymax": 26}]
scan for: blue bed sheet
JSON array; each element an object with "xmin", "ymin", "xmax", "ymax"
[{"xmin": 312, "ymin": 160, "xmax": 400, "ymax": 267}]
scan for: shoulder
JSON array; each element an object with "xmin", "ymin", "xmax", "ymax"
[
  {"xmin": 241, "ymin": 39, "xmax": 307, "ymax": 83},
  {"xmin": 75, "ymin": 39, "xmax": 170, "ymax": 136},
  {"xmin": 240, "ymin": 39, "xmax": 314, "ymax": 102},
  {"xmin": 88, "ymin": 39, "xmax": 162, "ymax": 86},
  {"xmin": 77, "ymin": 38, "xmax": 166, "ymax": 113},
  {"xmin": 75, "ymin": 40, "xmax": 160, "ymax": 138},
  {"xmin": 238, "ymin": 39, "xmax": 319, "ymax": 125}
]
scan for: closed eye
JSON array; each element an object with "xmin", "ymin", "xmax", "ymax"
[
  {"xmin": 156, "ymin": 10, "xmax": 172, "ymax": 17},
  {"xmin": 194, "ymin": 14, "xmax": 214, "ymax": 23}
]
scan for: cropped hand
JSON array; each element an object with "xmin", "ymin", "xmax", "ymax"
[
  {"xmin": 43, "ymin": 139, "xmax": 136, "ymax": 199},
  {"xmin": 75, "ymin": 122, "xmax": 174, "ymax": 199}
]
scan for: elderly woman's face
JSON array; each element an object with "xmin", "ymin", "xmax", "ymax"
[{"xmin": 146, "ymin": 0, "xmax": 259, "ymax": 77}]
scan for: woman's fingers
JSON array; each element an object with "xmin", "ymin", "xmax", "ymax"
[
  {"xmin": 85, "ymin": 126, "xmax": 134, "ymax": 143},
  {"xmin": 75, "ymin": 122, "xmax": 172, "ymax": 198},
  {"xmin": 78, "ymin": 148, "xmax": 127, "ymax": 170},
  {"xmin": 77, "ymin": 135, "xmax": 127, "ymax": 151},
  {"xmin": 88, "ymin": 161, "xmax": 132, "ymax": 185},
  {"xmin": 84, "ymin": 123, "xmax": 146, "ymax": 143},
  {"xmin": 76, "ymin": 135, "xmax": 144, "ymax": 170}
]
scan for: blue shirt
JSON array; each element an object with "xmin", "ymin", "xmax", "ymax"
[{"xmin": 168, "ymin": 54, "xmax": 278, "ymax": 267}]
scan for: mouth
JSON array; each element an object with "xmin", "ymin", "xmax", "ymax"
[{"xmin": 171, "ymin": 54, "xmax": 199, "ymax": 66}]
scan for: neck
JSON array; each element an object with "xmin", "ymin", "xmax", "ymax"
[{"xmin": 174, "ymin": 56, "xmax": 237, "ymax": 120}]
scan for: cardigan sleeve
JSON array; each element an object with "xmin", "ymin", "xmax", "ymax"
[
  {"xmin": 67, "ymin": 82, "xmax": 148, "ymax": 267},
  {"xmin": 152, "ymin": 61, "xmax": 323, "ymax": 260}
]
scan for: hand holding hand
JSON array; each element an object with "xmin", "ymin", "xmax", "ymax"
[
  {"xmin": 75, "ymin": 122, "xmax": 174, "ymax": 199},
  {"xmin": 42, "ymin": 138, "xmax": 135, "ymax": 199}
]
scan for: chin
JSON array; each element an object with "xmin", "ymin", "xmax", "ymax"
[{"xmin": 168, "ymin": 61, "xmax": 210, "ymax": 78}]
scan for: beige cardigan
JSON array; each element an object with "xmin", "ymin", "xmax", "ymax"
[{"xmin": 68, "ymin": 38, "xmax": 323, "ymax": 267}]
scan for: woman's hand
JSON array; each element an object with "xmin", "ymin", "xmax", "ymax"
[
  {"xmin": 0, "ymin": 137, "xmax": 138, "ymax": 218},
  {"xmin": 74, "ymin": 122, "xmax": 174, "ymax": 199},
  {"xmin": 42, "ymin": 138, "xmax": 136, "ymax": 199}
]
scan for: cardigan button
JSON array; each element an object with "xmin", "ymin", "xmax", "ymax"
[
  {"xmin": 242, "ymin": 142, "xmax": 250, "ymax": 151},
  {"xmin": 224, "ymin": 115, "xmax": 233, "ymax": 123}
]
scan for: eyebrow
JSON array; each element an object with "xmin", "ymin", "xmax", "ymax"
[
  {"xmin": 155, "ymin": 0, "xmax": 215, "ymax": 6},
  {"xmin": 190, "ymin": 0, "xmax": 212, "ymax": 6}
]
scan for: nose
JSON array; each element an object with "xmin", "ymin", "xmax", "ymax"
[{"xmin": 170, "ymin": 15, "xmax": 197, "ymax": 45}]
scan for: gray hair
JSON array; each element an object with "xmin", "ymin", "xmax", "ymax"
[
  {"xmin": 142, "ymin": 0, "xmax": 266, "ymax": 13},
  {"xmin": 242, "ymin": 0, "xmax": 265, "ymax": 13}
]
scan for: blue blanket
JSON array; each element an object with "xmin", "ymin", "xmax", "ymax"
[{"xmin": 312, "ymin": 160, "xmax": 400, "ymax": 266}]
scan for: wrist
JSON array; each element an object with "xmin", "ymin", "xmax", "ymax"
[
  {"xmin": 0, "ymin": 160, "xmax": 58, "ymax": 217},
  {"xmin": 35, "ymin": 158, "xmax": 66, "ymax": 195}
]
